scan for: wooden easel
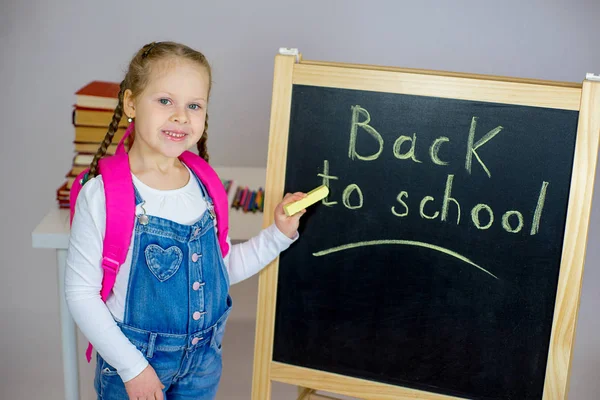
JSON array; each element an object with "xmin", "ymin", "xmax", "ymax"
[{"xmin": 251, "ymin": 49, "xmax": 600, "ymax": 399}]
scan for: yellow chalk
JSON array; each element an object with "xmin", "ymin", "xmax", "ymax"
[{"xmin": 284, "ymin": 185, "xmax": 330, "ymax": 216}]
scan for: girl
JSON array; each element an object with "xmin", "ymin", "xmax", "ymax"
[{"xmin": 65, "ymin": 41, "xmax": 306, "ymax": 400}]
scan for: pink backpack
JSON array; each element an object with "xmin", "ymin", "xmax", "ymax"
[{"xmin": 69, "ymin": 123, "xmax": 230, "ymax": 362}]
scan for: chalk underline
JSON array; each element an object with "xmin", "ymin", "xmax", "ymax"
[{"xmin": 312, "ymin": 239, "xmax": 498, "ymax": 280}]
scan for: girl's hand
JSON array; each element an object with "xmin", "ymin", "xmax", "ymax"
[
  {"xmin": 124, "ymin": 364, "xmax": 165, "ymax": 400},
  {"xmin": 274, "ymin": 192, "xmax": 307, "ymax": 239}
]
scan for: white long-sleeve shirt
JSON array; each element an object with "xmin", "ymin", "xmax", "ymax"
[{"xmin": 65, "ymin": 169, "xmax": 296, "ymax": 382}]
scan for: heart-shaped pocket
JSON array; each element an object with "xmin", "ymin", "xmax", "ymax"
[{"xmin": 144, "ymin": 244, "xmax": 183, "ymax": 282}]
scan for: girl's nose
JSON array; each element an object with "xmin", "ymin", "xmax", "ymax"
[{"xmin": 170, "ymin": 107, "xmax": 189, "ymax": 124}]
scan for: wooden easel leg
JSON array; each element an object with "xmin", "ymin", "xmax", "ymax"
[
  {"xmin": 297, "ymin": 386, "xmax": 349, "ymax": 400},
  {"xmin": 297, "ymin": 386, "xmax": 315, "ymax": 400}
]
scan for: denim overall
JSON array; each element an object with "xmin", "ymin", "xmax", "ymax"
[{"xmin": 94, "ymin": 171, "xmax": 232, "ymax": 399}]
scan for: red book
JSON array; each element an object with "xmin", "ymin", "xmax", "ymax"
[{"xmin": 75, "ymin": 81, "xmax": 120, "ymax": 110}]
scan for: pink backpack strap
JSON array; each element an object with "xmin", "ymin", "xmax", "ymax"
[
  {"xmin": 80, "ymin": 152, "xmax": 136, "ymax": 362},
  {"xmin": 179, "ymin": 151, "xmax": 230, "ymax": 258},
  {"xmin": 69, "ymin": 142, "xmax": 136, "ymax": 362},
  {"xmin": 115, "ymin": 123, "xmax": 133, "ymax": 155},
  {"xmin": 67, "ymin": 123, "xmax": 137, "ymax": 362},
  {"xmin": 96, "ymin": 153, "xmax": 136, "ymax": 302}
]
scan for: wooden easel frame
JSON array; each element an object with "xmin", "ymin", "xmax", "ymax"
[{"xmin": 251, "ymin": 52, "xmax": 600, "ymax": 400}]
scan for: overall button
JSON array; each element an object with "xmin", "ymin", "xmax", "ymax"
[
  {"xmin": 191, "ymin": 337, "xmax": 202, "ymax": 345},
  {"xmin": 191, "ymin": 253, "xmax": 202, "ymax": 262}
]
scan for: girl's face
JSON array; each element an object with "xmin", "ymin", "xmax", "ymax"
[{"xmin": 125, "ymin": 58, "xmax": 210, "ymax": 159}]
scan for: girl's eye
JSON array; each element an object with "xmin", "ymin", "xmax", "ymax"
[
  {"xmin": 159, "ymin": 98, "xmax": 171, "ymax": 105},
  {"xmin": 188, "ymin": 104, "xmax": 201, "ymax": 111}
]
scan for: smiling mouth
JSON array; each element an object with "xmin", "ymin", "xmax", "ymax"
[{"xmin": 163, "ymin": 130, "xmax": 188, "ymax": 139}]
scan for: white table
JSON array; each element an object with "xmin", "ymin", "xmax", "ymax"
[{"xmin": 31, "ymin": 207, "xmax": 79, "ymax": 400}]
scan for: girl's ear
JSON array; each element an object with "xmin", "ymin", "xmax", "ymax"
[{"xmin": 123, "ymin": 89, "xmax": 136, "ymax": 119}]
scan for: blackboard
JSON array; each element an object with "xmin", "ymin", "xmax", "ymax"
[
  {"xmin": 251, "ymin": 54, "xmax": 600, "ymax": 400},
  {"xmin": 272, "ymin": 85, "xmax": 579, "ymax": 399}
]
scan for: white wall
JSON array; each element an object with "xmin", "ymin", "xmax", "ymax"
[{"xmin": 2, "ymin": 0, "xmax": 599, "ymax": 398}]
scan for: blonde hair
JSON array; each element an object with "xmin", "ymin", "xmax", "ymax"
[{"xmin": 88, "ymin": 41, "xmax": 212, "ymax": 178}]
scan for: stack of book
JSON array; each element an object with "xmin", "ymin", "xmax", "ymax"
[
  {"xmin": 56, "ymin": 81, "xmax": 125, "ymax": 208},
  {"xmin": 231, "ymin": 186, "xmax": 265, "ymax": 213}
]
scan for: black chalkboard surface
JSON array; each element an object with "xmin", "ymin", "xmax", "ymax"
[{"xmin": 272, "ymin": 85, "xmax": 580, "ymax": 399}]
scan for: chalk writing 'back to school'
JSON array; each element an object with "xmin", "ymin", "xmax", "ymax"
[{"xmin": 316, "ymin": 105, "xmax": 548, "ymax": 236}]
